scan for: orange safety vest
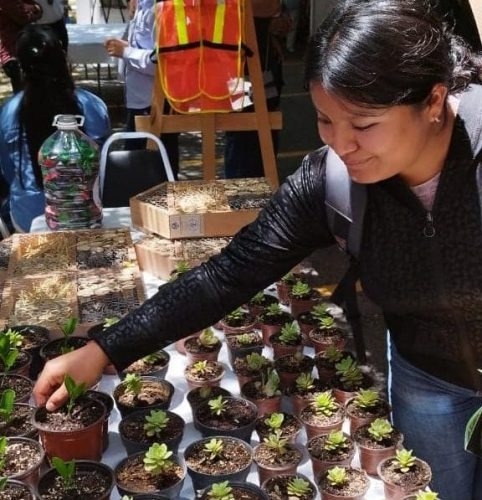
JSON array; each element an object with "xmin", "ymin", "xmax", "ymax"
[{"xmin": 155, "ymin": 0, "xmax": 246, "ymax": 113}]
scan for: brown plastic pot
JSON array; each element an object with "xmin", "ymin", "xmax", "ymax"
[
  {"xmin": 5, "ymin": 436, "xmax": 45, "ymax": 487},
  {"xmin": 85, "ymin": 389, "xmax": 114, "ymax": 452},
  {"xmin": 2, "ymin": 479, "xmax": 36, "ymax": 499},
  {"xmin": 308, "ymin": 329, "xmax": 347, "ymax": 355},
  {"xmin": 299, "ymin": 405, "xmax": 345, "ymax": 441},
  {"xmin": 253, "ymin": 442, "xmax": 303, "ymax": 484},
  {"xmin": 332, "ymin": 374, "xmax": 375, "ymax": 406},
  {"xmin": 174, "ymin": 332, "xmax": 200, "ymax": 355},
  {"xmin": 356, "ymin": 437, "xmax": 404, "ymax": 477},
  {"xmin": 219, "ymin": 316, "xmax": 257, "ymax": 336},
  {"xmin": 39, "ymin": 336, "xmax": 89, "ymax": 362},
  {"xmin": 184, "ymin": 361, "xmax": 225, "ymax": 390},
  {"xmin": 318, "ymin": 467, "xmax": 370, "ymax": 500},
  {"xmin": 260, "ymin": 322, "xmax": 283, "ymax": 347},
  {"xmin": 289, "ymin": 291, "xmax": 321, "ymax": 318},
  {"xmin": 185, "ymin": 337, "xmax": 222, "ymax": 364},
  {"xmin": 345, "ymin": 397, "xmax": 391, "ymax": 435},
  {"xmin": 33, "ymin": 397, "xmax": 106, "ymax": 462},
  {"xmin": 307, "ymin": 433, "xmax": 356, "ymax": 477},
  {"xmin": 241, "ymin": 380, "xmax": 282, "ymax": 416},
  {"xmin": 261, "ymin": 473, "xmax": 317, "ymax": 500},
  {"xmin": 270, "ymin": 335, "xmax": 303, "ymax": 360}
]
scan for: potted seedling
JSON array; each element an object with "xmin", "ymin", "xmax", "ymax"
[
  {"xmin": 299, "ymin": 390, "xmax": 345, "ymax": 440},
  {"xmin": 37, "ymin": 457, "xmax": 115, "ymax": 499},
  {"xmin": 246, "ymin": 291, "xmax": 279, "ymax": 326},
  {"xmin": 119, "ymin": 408, "xmax": 186, "ymax": 455},
  {"xmin": 354, "ymin": 417, "xmax": 404, "ymax": 476},
  {"xmin": 185, "ymin": 328, "xmax": 222, "ymax": 363},
  {"xmin": 261, "ymin": 473, "xmax": 317, "ymax": 500},
  {"xmin": 269, "ymin": 321, "xmax": 303, "ymax": 359},
  {"xmin": 314, "ymin": 345, "xmax": 353, "ymax": 384},
  {"xmin": 0, "ymin": 435, "xmax": 45, "ymax": 486},
  {"xmin": 289, "ymin": 372, "xmax": 327, "ymax": 417},
  {"xmin": 219, "ymin": 308, "xmax": 256, "ymax": 336},
  {"xmin": 225, "ymin": 331, "xmax": 263, "ymax": 369},
  {"xmin": 297, "ymin": 302, "xmax": 333, "ymax": 343},
  {"xmin": 184, "ymin": 359, "xmax": 225, "ymax": 390},
  {"xmin": 318, "ymin": 465, "xmax": 370, "ymax": 500},
  {"xmin": 345, "ymin": 389, "xmax": 390, "ymax": 434},
  {"xmin": 39, "ymin": 317, "xmax": 88, "ymax": 361},
  {"xmin": 0, "ymin": 477, "xmax": 36, "ymax": 499},
  {"xmin": 258, "ymin": 303, "xmax": 294, "ymax": 346},
  {"xmin": 307, "ymin": 430, "xmax": 356, "ymax": 477},
  {"xmin": 199, "ymin": 480, "xmax": 269, "ymax": 499},
  {"xmin": 241, "ymin": 369, "xmax": 283, "ymax": 416},
  {"xmin": 0, "ymin": 389, "xmax": 36, "ymax": 439},
  {"xmin": 33, "ymin": 374, "xmax": 106, "ymax": 462},
  {"xmin": 253, "ymin": 429, "xmax": 303, "ymax": 484},
  {"xmin": 168, "ymin": 260, "xmax": 191, "ymax": 282},
  {"xmin": 115, "ymin": 442, "xmax": 186, "ymax": 498},
  {"xmin": 184, "ymin": 436, "xmax": 253, "ymax": 492},
  {"xmin": 273, "ymin": 351, "xmax": 315, "ymax": 392},
  {"xmin": 308, "ymin": 315, "xmax": 347, "ymax": 354},
  {"xmin": 186, "ymin": 386, "xmax": 232, "ymax": 421},
  {"xmin": 113, "ymin": 373, "xmax": 175, "ymax": 418},
  {"xmin": 194, "ymin": 395, "xmax": 259, "ymax": 443},
  {"xmin": 121, "ymin": 350, "xmax": 171, "ymax": 380},
  {"xmin": 331, "ymin": 356, "xmax": 373, "ymax": 405},
  {"xmin": 233, "ymin": 352, "xmax": 272, "ymax": 390},
  {"xmin": 276, "ymin": 272, "xmax": 306, "ymax": 305},
  {"xmin": 378, "ymin": 448, "xmax": 432, "ymax": 499},
  {"xmin": 255, "ymin": 411, "xmax": 302, "ymax": 445},
  {"xmin": 403, "ymin": 490, "xmax": 440, "ymax": 500},
  {"xmin": 288, "ymin": 281, "xmax": 321, "ymax": 318},
  {"xmin": 0, "ymin": 332, "xmax": 31, "ymax": 378}
]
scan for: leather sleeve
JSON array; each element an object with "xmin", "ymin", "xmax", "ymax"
[
  {"xmin": 0, "ymin": 0, "xmax": 42, "ymax": 25},
  {"xmin": 92, "ymin": 148, "xmax": 335, "ymax": 370}
]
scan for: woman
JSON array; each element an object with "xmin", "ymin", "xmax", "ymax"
[
  {"xmin": 34, "ymin": 0, "xmax": 482, "ymax": 496},
  {"xmin": 0, "ymin": 24, "xmax": 111, "ymax": 232}
]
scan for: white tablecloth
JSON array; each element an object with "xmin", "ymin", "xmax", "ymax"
[{"xmin": 67, "ymin": 23, "xmax": 128, "ymax": 65}]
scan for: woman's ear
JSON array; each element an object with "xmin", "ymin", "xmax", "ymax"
[{"xmin": 427, "ymin": 83, "xmax": 449, "ymax": 123}]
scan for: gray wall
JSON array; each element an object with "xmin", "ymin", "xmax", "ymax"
[{"xmin": 310, "ymin": 0, "xmax": 337, "ymax": 34}]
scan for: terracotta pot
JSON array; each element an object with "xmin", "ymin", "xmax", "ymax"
[
  {"xmin": 5, "ymin": 436, "xmax": 45, "ymax": 487},
  {"xmin": 308, "ymin": 329, "xmax": 347, "ymax": 355},
  {"xmin": 85, "ymin": 389, "xmax": 114, "ymax": 452},
  {"xmin": 2, "ymin": 479, "xmax": 36, "ymax": 499},
  {"xmin": 219, "ymin": 316, "xmax": 257, "ymax": 336},
  {"xmin": 270, "ymin": 336, "xmax": 303, "ymax": 360},
  {"xmin": 235, "ymin": 371, "xmax": 263, "ymax": 392},
  {"xmin": 119, "ymin": 409, "xmax": 185, "ymax": 455},
  {"xmin": 38, "ymin": 460, "xmax": 115, "ymax": 500},
  {"xmin": 332, "ymin": 374, "xmax": 375, "ymax": 406},
  {"xmin": 185, "ymin": 337, "xmax": 222, "ymax": 364},
  {"xmin": 345, "ymin": 397, "xmax": 391, "ymax": 435},
  {"xmin": 299, "ymin": 405, "xmax": 345, "ymax": 441},
  {"xmin": 114, "ymin": 377, "xmax": 175, "ymax": 418},
  {"xmin": 296, "ymin": 312, "xmax": 317, "ymax": 347},
  {"xmin": 241, "ymin": 380, "xmax": 282, "ymax": 416},
  {"xmin": 307, "ymin": 433, "xmax": 356, "ymax": 477},
  {"xmin": 184, "ymin": 361, "xmax": 225, "ymax": 391},
  {"xmin": 120, "ymin": 350, "xmax": 170, "ymax": 380},
  {"xmin": 260, "ymin": 323, "xmax": 283, "ymax": 346},
  {"xmin": 39, "ymin": 336, "xmax": 89, "ymax": 362},
  {"xmin": 291, "ymin": 392, "xmax": 315, "ymax": 417},
  {"xmin": 289, "ymin": 291, "xmax": 321, "ymax": 318},
  {"xmin": 318, "ymin": 467, "xmax": 370, "ymax": 500},
  {"xmin": 356, "ymin": 438, "xmax": 404, "ymax": 476},
  {"xmin": 184, "ymin": 436, "xmax": 253, "ymax": 492},
  {"xmin": 115, "ymin": 452, "xmax": 186, "ymax": 499},
  {"xmin": 253, "ymin": 442, "xmax": 303, "ymax": 484},
  {"xmin": 33, "ymin": 396, "xmax": 106, "ymax": 462},
  {"xmin": 0, "ymin": 373, "xmax": 34, "ymax": 403},
  {"xmin": 199, "ymin": 481, "xmax": 269, "ymax": 500},
  {"xmin": 174, "ymin": 332, "xmax": 200, "ymax": 355},
  {"xmin": 377, "ymin": 456, "xmax": 432, "ymax": 500},
  {"xmin": 261, "ymin": 473, "xmax": 317, "ymax": 500},
  {"xmin": 274, "ymin": 354, "xmax": 315, "ymax": 393}
]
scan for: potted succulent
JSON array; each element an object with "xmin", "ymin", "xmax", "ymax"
[
  {"xmin": 273, "ymin": 352, "xmax": 314, "ymax": 392},
  {"xmin": 241, "ymin": 369, "xmax": 283, "ymax": 416},
  {"xmin": 331, "ymin": 356, "xmax": 373, "ymax": 405},
  {"xmin": 288, "ymin": 281, "xmax": 321, "ymax": 318},
  {"xmin": 403, "ymin": 490, "xmax": 440, "ymax": 500},
  {"xmin": 345, "ymin": 389, "xmax": 390, "ymax": 435},
  {"xmin": 299, "ymin": 390, "xmax": 345, "ymax": 440},
  {"xmin": 185, "ymin": 328, "xmax": 222, "ymax": 364},
  {"xmin": 115, "ymin": 443, "xmax": 186, "ymax": 498},
  {"xmin": 0, "ymin": 331, "xmax": 31, "ymax": 378},
  {"xmin": 2, "ymin": 324, "xmax": 51, "ymax": 380},
  {"xmin": 1, "ymin": 435, "xmax": 45, "ymax": 486},
  {"xmin": 354, "ymin": 418, "xmax": 404, "ymax": 476},
  {"xmin": 186, "ymin": 386, "xmax": 232, "ymax": 421},
  {"xmin": 377, "ymin": 449, "xmax": 432, "ymax": 499},
  {"xmin": 194, "ymin": 395, "xmax": 258, "ymax": 443},
  {"xmin": 184, "ymin": 360, "xmax": 225, "ymax": 390},
  {"xmin": 37, "ymin": 458, "xmax": 115, "ymax": 499},
  {"xmin": 113, "ymin": 374, "xmax": 175, "ymax": 418},
  {"xmin": 0, "ymin": 372, "xmax": 33, "ymax": 404},
  {"xmin": 0, "ymin": 478, "xmax": 37, "ymax": 499},
  {"xmin": 253, "ymin": 429, "xmax": 303, "ymax": 484},
  {"xmin": 307, "ymin": 430, "xmax": 356, "ymax": 477},
  {"xmin": 219, "ymin": 308, "xmax": 256, "ymax": 336},
  {"xmin": 317, "ymin": 466, "xmax": 370, "ymax": 500},
  {"xmin": 308, "ymin": 316, "xmax": 346, "ymax": 354},
  {"xmin": 255, "ymin": 411, "xmax": 302, "ymax": 445},
  {"xmin": 184, "ymin": 436, "xmax": 253, "ymax": 492},
  {"xmin": 225, "ymin": 331, "xmax": 263, "ymax": 369},
  {"xmin": 258, "ymin": 303, "xmax": 294, "ymax": 346},
  {"xmin": 314, "ymin": 345, "xmax": 353, "ymax": 384},
  {"xmin": 0, "ymin": 389, "xmax": 36, "ymax": 439},
  {"xmin": 119, "ymin": 409, "xmax": 186, "ymax": 455},
  {"xmin": 199, "ymin": 480, "xmax": 269, "ymax": 499},
  {"xmin": 33, "ymin": 374, "xmax": 106, "ymax": 462},
  {"xmin": 297, "ymin": 302, "xmax": 333, "ymax": 346},
  {"xmin": 39, "ymin": 317, "xmax": 88, "ymax": 361},
  {"xmin": 276, "ymin": 272, "xmax": 306, "ymax": 305},
  {"xmin": 233, "ymin": 352, "xmax": 272, "ymax": 390},
  {"xmin": 289, "ymin": 372, "xmax": 327, "ymax": 417},
  {"xmin": 261, "ymin": 473, "xmax": 317, "ymax": 500},
  {"xmin": 269, "ymin": 321, "xmax": 303, "ymax": 360},
  {"xmin": 121, "ymin": 350, "xmax": 170, "ymax": 380},
  {"xmin": 247, "ymin": 291, "xmax": 279, "ymax": 319}
]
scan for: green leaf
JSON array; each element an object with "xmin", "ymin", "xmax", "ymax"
[{"xmin": 465, "ymin": 406, "xmax": 482, "ymax": 455}]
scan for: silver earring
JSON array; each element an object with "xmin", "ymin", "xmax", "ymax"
[{"xmin": 432, "ymin": 116, "xmax": 441, "ymax": 124}]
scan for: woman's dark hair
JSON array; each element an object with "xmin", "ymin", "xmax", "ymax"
[
  {"xmin": 305, "ymin": 0, "xmax": 482, "ymax": 107},
  {"xmin": 16, "ymin": 24, "xmax": 80, "ymax": 188}
]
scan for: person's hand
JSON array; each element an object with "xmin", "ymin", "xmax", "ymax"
[
  {"xmin": 104, "ymin": 38, "xmax": 128, "ymax": 58},
  {"xmin": 33, "ymin": 341, "xmax": 110, "ymax": 411}
]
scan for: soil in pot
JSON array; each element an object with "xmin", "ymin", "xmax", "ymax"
[
  {"xmin": 1, "ymin": 479, "xmax": 37, "ymax": 499},
  {"xmin": 331, "ymin": 372, "xmax": 374, "ymax": 406},
  {"xmin": 194, "ymin": 396, "xmax": 258, "ymax": 443},
  {"xmin": 253, "ymin": 440, "xmax": 303, "ymax": 485},
  {"xmin": 259, "ymin": 310, "xmax": 294, "ymax": 346},
  {"xmin": 2, "ymin": 436, "xmax": 45, "ymax": 486},
  {"xmin": 307, "ymin": 431, "xmax": 356, "ymax": 477},
  {"xmin": 288, "ymin": 285, "xmax": 321, "ymax": 319},
  {"xmin": 261, "ymin": 473, "xmax": 317, "ymax": 500},
  {"xmin": 314, "ymin": 348, "xmax": 354, "ymax": 384},
  {"xmin": 219, "ymin": 308, "xmax": 256, "ymax": 336},
  {"xmin": 184, "ymin": 331, "xmax": 222, "ymax": 364},
  {"xmin": 39, "ymin": 336, "xmax": 89, "ymax": 361},
  {"xmin": 184, "ymin": 436, "xmax": 253, "ymax": 492},
  {"xmin": 119, "ymin": 409, "xmax": 185, "ymax": 455},
  {"xmin": 233, "ymin": 354, "xmax": 272, "ymax": 391},
  {"xmin": 186, "ymin": 386, "xmax": 232, "ymax": 420},
  {"xmin": 345, "ymin": 391, "xmax": 391, "ymax": 435},
  {"xmin": 184, "ymin": 360, "xmax": 225, "ymax": 390},
  {"xmin": 274, "ymin": 353, "xmax": 314, "ymax": 392},
  {"xmin": 0, "ymin": 374, "xmax": 34, "ymax": 403},
  {"xmin": 275, "ymin": 273, "xmax": 306, "ymax": 305},
  {"xmin": 0, "ymin": 403, "xmax": 36, "ymax": 438},
  {"xmin": 288, "ymin": 374, "xmax": 328, "ymax": 417},
  {"xmin": 318, "ymin": 466, "xmax": 370, "ymax": 500},
  {"xmin": 269, "ymin": 329, "xmax": 303, "ymax": 360},
  {"xmin": 299, "ymin": 392, "xmax": 345, "ymax": 440},
  {"xmin": 226, "ymin": 331, "xmax": 263, "ymax": 368},
  {"xmin": 115, "ymin": 450, "xmax": 185, "ymax": 498},
  {"xmin": 241, "ymin": 377, "xmax": 283, "ymax": 417},
  {"xmin": 247, "ymin": 293, "xmax": 279, "ymax": 325},
  {"xmin": 308, "ymin": 325, "xmax": 347, "ymax": 354},
  {"xmin": 121, "ymin": 350, "xmax": 170, "ymax": 379},
  {"xmin": 38, "ymin": 460, "xmax": 115, "ymax": 500},
  {"xmin": 114, "ymin": 376, "xmax": 174, "ymax": 418},
  {"xmin": 33, "ymin": 395, "xmax": 106, "ymax": 462},
  {"xmin": 255, "ymin": 411, "xmax": 302, "ymax": 444},
  {"xmin": 199, "ymin": 480, "xmax": 269, "ymax": 500}
]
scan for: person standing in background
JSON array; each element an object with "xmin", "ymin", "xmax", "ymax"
[
  {"xmin": 0, "ymin": 0, "xmax": 43, "ymax": 93},
  {"xmin": 283, "ymin": 0, "xmax": 300, "ymax": 53},
  {"xmin": 35, "ymin": 0, "xmax": 68, "ymax": 51}
]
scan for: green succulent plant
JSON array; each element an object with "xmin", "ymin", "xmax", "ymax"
[
  {"xmin": 207, "ymin": 481, "xmax": 235, "ymax": 500},
  {"xmin": 250, "ymin": 291, "xmax": 266, "ymax": 305},
  {"xmin": 208, "ymin": 395, "xmax": 227, "ymax": 416},
  {"xmin": 204, "ymin": 438, "xmax": 224, "ymax": 460},
  {"xmin": 264, "ymin": 412, "xmax": 284, "ymax": 430},
  {"xmin": 263, "ymin": 429, "xmax": 288, "ymax": 455},
  {"xmin": 280, "ymin": 272, "xmax": 296, "ymax": 284},
  {"xmin": 278, "ymin": 322, "xmax": 301, "ymax": 344},
  {"xmin": 286, "ymin": 477, "xmax": 312, "ymax": 497},
  {"xmin": 367, "ymin": 418, "xmax": 394, "ymax": 442},
  {"xmin": 191, "ymin": 360, "xmax": 209, "ymax": 375},
  {"xmin": 225, "ymin": 307, "xmax": 245, "ymax": 322},
  {"xmin": 290, "ymin": 281, "xmax": 311, "ymax": 299},
  {"xmin": 143, "ymin": 410, "xmax": 170, "ymax": 438},
  {"xmin": 0, "ymin": 335, "xmax": 18, "ymax": 374},
  {"xmin": 311, "ymin": 303, "xmax": 331, "ymax": 322},
  {"xmin": 354, "ymin": 389, "xmax": 380, "ymax": 409},
  {"xmin": 169, "ymin": 261, "xmax": 191, "ymax": 281},
  {"xmin": 323, "ymin": 431, "xmax": 349, "ymax": 452},
  {"xmin": 102, "ymin": 317, "xmax": 119, "ymax": 330},
  {"xmin": 395, "ymin": 448, "xmax": 416, "ymax": 473},
  {"xmin": 321, "ymin": 344, "xmax": 344, "ymax": 363},
  {"xmin": 245, "ymin": 352, "xmax": 270, "ymax": 371},
  {"xmin": 263, "ymin": 303, "xmax": 283, "ymax": 317},
  {"xmin": 142, "ymin": 352, "xmax": 165, "ymax": 365},
  {"xmin": 326, "ymin": 466, "xmax": 348, "ymax": 487},
  {"xmin": 199, "ymin": 328, "xmax": 220, "ymax": 347},
  {"xmin": 2, "ymin": 329, "xmax": 23, "ymax": 348},
  {"xmin": 52, "ymin": 457, "xmax": 76, "ymax": 490},
  {"xmin": 0, "ymin": 437, "xmax": 7, "ymax": 470},
  {"xmin": 236, "ymin": 333, "xmax": 256, "ymax": 345},
  {"xmin": 311, "ymin": 390, "xmax": 338, "ymax": 416},
  {"xmin": 335, "ymin": 356, "xmax": 364, "ymax": 390},
  {"xmin": 414, "ymin": 491, "xmax": 440, "ymax": 500},
  {"xmin": 295, "ymin": 372, "xmax": 316, "ymax": 392},
  {"xmin": 0, "ymin": 477, "xmax": 7, "ymax": 491},
  {"xmin": 143, "ymin": 443, "xmax": 173, "ymax": 474},
  {"xmin": 0, "ymin": 390, "xmax": 15, "ymax": 424},
  {"xmin": 64, "ymin": 374, "xmax": 87, "ymax": 416},
  {"xmin": 123, "ymin": 373, "xmax": 143, "ymax": 396},
  {"xmin": 318, "ymin": 316, "xmax": 336, "ymax": 329},
  {"xmin": 254, "ymin": 369, "xmax": 281, "ymax": 397}
]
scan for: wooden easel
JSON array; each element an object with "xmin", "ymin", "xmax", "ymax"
[{"xmin": 135, "ymin": 0, "xmax": 282, "ymax": 187}]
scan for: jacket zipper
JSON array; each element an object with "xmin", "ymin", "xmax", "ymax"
[{"xmin": 423, "ymin": 211, "xmax": 435, "ymax": 238}]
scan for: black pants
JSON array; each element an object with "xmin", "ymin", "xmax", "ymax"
[{"xmin": 3, "ymin": 60, "xmax": 22, "ymax": 94}]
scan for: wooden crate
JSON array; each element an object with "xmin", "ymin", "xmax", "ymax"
[{"xmin": 130, "ymin": 177, "xmax": 273, "ymax": 239}]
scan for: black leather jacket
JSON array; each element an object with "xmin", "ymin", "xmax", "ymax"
[{"xmin": 94, "ymin": 85, "xmax": 482, "ymax": 391}]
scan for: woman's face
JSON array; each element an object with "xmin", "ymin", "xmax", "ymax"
[{"xmin": 310, "ymin": 82, "xmax": 445, "ymax": 185}]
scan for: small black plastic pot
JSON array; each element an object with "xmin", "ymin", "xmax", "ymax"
[
  {"xmin": 39, "ymin": 336, "xmax": 89, "ymax": 362},
  {"xmin": 2, "ymin": 479, "xmax": 37, "ymax": 499},
  {"xmin": 85, "ymin": 389, "xmax": 114, "ymax": 452},
  {"xmin": 199, "ymin": 481, "xmax": 269, "ymax": 499},
  {"xmin": 120, "ymin": 350, "xmax": 171, "ymax": 380}
]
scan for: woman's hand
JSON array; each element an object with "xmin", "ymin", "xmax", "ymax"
[
  {"xmin": 33, "ymin": 341, "xmax": 110, "ymax": 411},
  {"xmin": 104, "ymin": 38, "xmax": 128, "ymax": 58}
]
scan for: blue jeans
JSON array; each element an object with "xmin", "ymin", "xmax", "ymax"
[{"xmin": 388, "ymin": 335, "xmax": 482, "ymax": 499}]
